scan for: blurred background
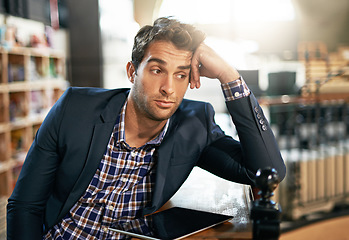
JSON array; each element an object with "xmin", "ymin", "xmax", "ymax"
[{"xmin": 0, "ymin": 0, "xmax": 349, "ymax": 239}]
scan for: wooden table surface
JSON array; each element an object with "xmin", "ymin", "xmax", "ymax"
[{"xmin": 158, "ymin": 167, "xmax": 253, "ymax": 239}]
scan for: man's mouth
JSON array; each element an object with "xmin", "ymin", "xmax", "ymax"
[{"xmin": 155, "ymin": 99, "xmax": 175, "ymax": 108}]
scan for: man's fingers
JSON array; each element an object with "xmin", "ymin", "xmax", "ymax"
[
  {"xmin": 190, "ymin": 55, "xmax": 201, "ymax": 89},
  {"xmin": 190, "ymin": 70, "xmax": 201, "ymax": 89}
]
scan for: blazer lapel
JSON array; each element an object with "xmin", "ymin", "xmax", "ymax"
[
  {"xmin": 142, "ymin": 118, "xmax": 179, "ymax": 215},
  {"xmin": 57, "ymin": 91, "xmax": 128, "ymax": 220}
]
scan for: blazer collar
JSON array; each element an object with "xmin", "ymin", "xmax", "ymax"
[{"xmin": 100, "ymin": 89, "xmax": 130, "ymax": 123}]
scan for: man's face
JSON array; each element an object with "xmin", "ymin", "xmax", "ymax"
[{"xmin": 128, "ymin": 40, "xmax": 192, "ymax": 122}]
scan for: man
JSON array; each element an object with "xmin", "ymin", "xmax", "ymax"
[{"xmin": 7, "ymin": 17, "xmax": 286, "ymax": 239}]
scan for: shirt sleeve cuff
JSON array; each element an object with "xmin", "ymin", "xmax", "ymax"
[{"xmin": 221, "ymin": 76, "xmax": 251, "ymax": 102}]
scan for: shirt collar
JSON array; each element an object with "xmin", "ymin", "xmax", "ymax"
[{"xmin": 115, "ymin": 100, "xmax": 170, "ymax": 148}]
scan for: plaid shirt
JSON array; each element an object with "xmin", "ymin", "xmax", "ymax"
[
  {"xmin": 44, "ymin": 102, "xmax": 169, "ymax": 240},
  {"xmin": 221, "ymin": 76, "xmax": 250, "ymax": 101},
  {"xmin": 44, "ymin": 77, "xmax": 249, "ymax": 240}
]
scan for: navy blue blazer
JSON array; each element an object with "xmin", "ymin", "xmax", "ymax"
[{"xmin": 7, "ymin": 87, "xmax": 285, "ymax": 239}]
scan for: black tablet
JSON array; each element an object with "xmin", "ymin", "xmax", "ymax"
[{"xmin": 109, "ymin": 207, "xmax": 233, "ymax": 240}]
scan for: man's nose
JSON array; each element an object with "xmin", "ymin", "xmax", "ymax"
[{"xmin": 160, "ymin": 75, "xmax": 174, "ymax": 96}]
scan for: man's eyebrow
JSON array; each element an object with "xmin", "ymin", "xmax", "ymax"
[
  {"xmin": 147, "ymin": 58, "xmax": 166, "ymax": 65},
  {"xmin": 178, "ymin": 65, "xmax": 191, "ymax": 70},
  {"xmin": 147, "ymin": 58, "xmax": 191, "ymax": 70}
]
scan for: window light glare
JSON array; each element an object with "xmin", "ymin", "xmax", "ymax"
[
  {"xmin": 233, "ymin": 0, "xmax": 295, "ymax": 22},
  {"xmin": 159, "ymin": 0, "xmax": 232, "ymax": 24}
]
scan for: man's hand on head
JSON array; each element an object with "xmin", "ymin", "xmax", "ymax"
[{"xmin": 189, "ymin": 43, "xmax": 240, "ymax": 89}]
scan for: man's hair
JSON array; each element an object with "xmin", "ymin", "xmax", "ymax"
[{"xmin": 131, "ymin": 17, "xmax": 206, "ymax": 71}]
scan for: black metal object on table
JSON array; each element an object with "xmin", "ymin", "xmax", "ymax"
[{"xmin": 251, "ymin": 168, "xmax": 282, "ymax": 240}]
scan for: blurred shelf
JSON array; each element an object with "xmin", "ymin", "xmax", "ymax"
[{"xmin": 0, "ymin": 47, "xmax": 68, "ymax": 198}]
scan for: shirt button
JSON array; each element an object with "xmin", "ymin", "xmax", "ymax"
[
  {"xmin": 107, "ymin": 205, "xmax": 114, "ymax": 211},
  {"xmin": 131, "ymin": 151, "xmax": 136, "ymax": 158},
  {"xmin": 234, "ymin": 92, "xmax": 240, "ymax": 98}
]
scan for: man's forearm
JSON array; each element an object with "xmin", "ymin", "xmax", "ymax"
[{"xmin": 226, "ymin": 93, "xmax": 286, "ymax": 181}]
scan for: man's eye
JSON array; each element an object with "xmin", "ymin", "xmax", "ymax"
[
  {"xmin": 151, "ymin": 69, "xmax": 161, "ymax": 74},
  {"xmin": 177, "ymin": 74, "xmax": 187, "ymax": 79}
]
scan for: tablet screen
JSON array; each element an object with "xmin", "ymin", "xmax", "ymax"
[{"xmin": 109, "ymin": 207, "xmax": 233, "ymax": 240}]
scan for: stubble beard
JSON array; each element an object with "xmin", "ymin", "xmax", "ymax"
[{"xmin": 131, "ymin": 87, "xmax": 179, "ymax": 122}]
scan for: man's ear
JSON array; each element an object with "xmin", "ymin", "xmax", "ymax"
[{"xmin": 126, "ymin": 61, "xmax": 136, "ymax": 83}]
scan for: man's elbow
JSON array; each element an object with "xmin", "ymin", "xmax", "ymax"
[
  {"xmin": 277, "ymin": 162, "xmax": 286, "ymax": 182},
  {"xmin": 7, "ymin": 201, "xmax": 45, "ymax": 239}
]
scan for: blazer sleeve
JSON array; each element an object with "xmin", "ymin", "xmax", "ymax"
[
  {"xmin": 6, "ymin": 88, "xmax": 72, "ymax": 240},
  {"xmin": 197, "ymin": 92, "xmax": 286, "ymax": 186}
]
